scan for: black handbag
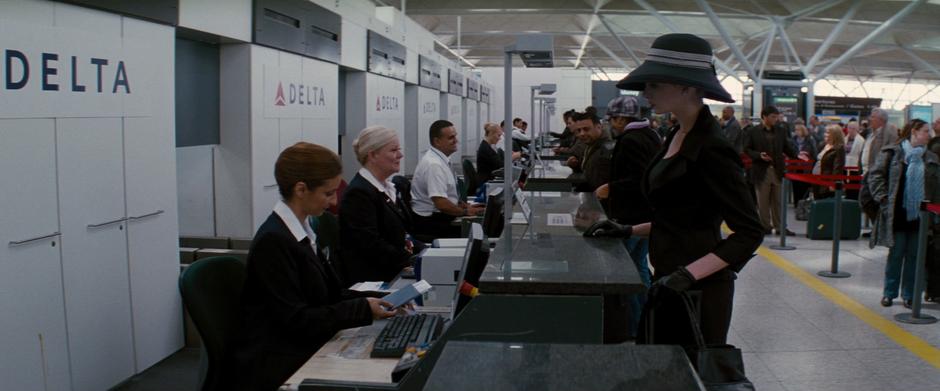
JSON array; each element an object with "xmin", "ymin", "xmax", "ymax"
[
  {"xmin": 795, "ymin": 193, "xmax": 813, "ymax": 221},
  {"xmin": 678, "ymin": 292, "xmax": 755, "ymax": 391}
]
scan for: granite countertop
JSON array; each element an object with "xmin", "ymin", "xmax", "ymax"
[
  {"xmin": 482, "ymin": 234, "xmax": 643, "ymax": 295},
  {"xmin": 422, "ymin": 341, "xmax": 705, "ymax": 391},
  {"xmin": 480, "ymin": 192, "xmax": 644, "ymax": 295}
]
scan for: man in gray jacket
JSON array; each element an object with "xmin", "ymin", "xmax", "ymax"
[
  {"xmin": 860, "ymin": 108, "xmax": 899, "ymax": 237},
  {"xmin": 861, "ymin": 108, "xmax": 898, "ymax": 175}
]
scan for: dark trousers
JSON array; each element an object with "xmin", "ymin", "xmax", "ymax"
[
  {"xmin": 792, "ymin": 181, "xmax": 811, "ymax": 205},
  {"xmin": 412, "ymin": 212, "xmax": 461, "ymax": 239},
  {"xmin": 638, "ymin": 274, "xmax": 735, "ymax": 346},
  {"xmin": 227, "ymin": 351, "xmax": 311, "ymax": 391}
]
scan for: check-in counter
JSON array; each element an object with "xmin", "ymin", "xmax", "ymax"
[{"xmin": 482, "ymin": 192, "xmax": 642, "ymax": 343}]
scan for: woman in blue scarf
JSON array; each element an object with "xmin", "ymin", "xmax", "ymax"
[{"xmin": 867, "ymin": 119, "xmax": 940, "ymax": 308}]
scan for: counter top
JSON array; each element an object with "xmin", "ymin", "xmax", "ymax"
[
  {"xmin": 480, "ymin": 192, "xmax": 643, "ymax": 295},
  {"xmin": 423, "ymin": 341, "xmax": 705, "ymax": 391}
]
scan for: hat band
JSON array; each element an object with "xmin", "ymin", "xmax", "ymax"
[{"xmin": 646, "ymin": 48, "xmax": 713, "ymax": 69}]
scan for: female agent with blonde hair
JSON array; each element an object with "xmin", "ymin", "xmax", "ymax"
[
  {"xmin": 226, "ymin": 142, "xmax": 397, "ymax": 391},
  {"xmin": 340, "ymin": 126, "xmax": 421, "ymax": 283}
]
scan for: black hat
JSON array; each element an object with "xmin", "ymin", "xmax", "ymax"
[{"xmin": 616, "ymin": 33, "xmax": 734, "ymax": 103}]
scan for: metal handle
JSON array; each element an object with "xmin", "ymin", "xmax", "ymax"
[
  {"xmin": 127, "ymin": 210, "xmax": 164, "ymax": 221},
  {"xmin": 87, "ymin": 217, "xmax": 126, "ymax": 229},
  {"xmin": 263, "ymin": 184, "xmax": 278, "ymax": 189},
  {"xmin": 9, "ymin": 232, "xmax": 60, "ymax": 247}
]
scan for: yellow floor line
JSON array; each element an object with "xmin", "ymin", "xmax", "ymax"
[{"xmin": 755, "ymin": 244, "xmax": 940, "ymax": 370}]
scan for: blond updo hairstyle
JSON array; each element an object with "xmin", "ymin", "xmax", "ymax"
[{"xmin": 352, "ymin": 126, "xmax": 399, "ymax": 165}]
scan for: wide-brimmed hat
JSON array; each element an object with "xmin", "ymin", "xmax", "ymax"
[{"xmin": 616, "ymin": 33, "xmax": 734, "ymax": 103}]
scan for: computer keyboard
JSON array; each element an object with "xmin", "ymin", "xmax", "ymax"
[{"xmin": 370, "ymin": 314, "xmax": 443, "ymax": 358}]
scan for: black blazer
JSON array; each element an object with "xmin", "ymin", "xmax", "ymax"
[
  {"xmin": 339, "ymin": 173, "xmax": 414, "ymax": 283},
  {"xmin": 608, "ymin": 126, "xmax": 662, "ymax": 224},
  {"xmin": 227, "ymin": 212, "xmax": 377, "ymax": 388},
  {"xmin": 743, "ymin": 123, "xmax": 797, "ymax": 184},
  {"xmin": 578, "ymin": 137, "xmax": 614, "ymax": 192},
  {"xmin": 476, "ymin": 140, "xmax": 503, "ymax": 183},
  {"xmin": 642, "ymin": 106, "xmax": 764, "ymax": 278}
]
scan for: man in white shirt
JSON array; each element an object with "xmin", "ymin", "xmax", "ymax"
[
  {"xmin": 411, "ymin": 120, "xmax": 484, "ymax": 238},
  {"xmin": 844, "ymin": 121, "xmax": 866, "ymax": 169}
]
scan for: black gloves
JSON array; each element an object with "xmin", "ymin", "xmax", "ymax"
[
  {"xmin": 583, "ymin": 220, "xmax": 633, "ymax": 238},
  {"xmin": 652, "ymin": 266, "xmax": 696, "ymax": 293}
]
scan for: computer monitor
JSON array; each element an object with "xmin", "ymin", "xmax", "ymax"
[
  {"xmin": 482, "ymin": 187, "xmax": 505, "ymax": 238},
  {"xmin": 450, "ymin": 223, "xmax": 483, "ymax": 319}
]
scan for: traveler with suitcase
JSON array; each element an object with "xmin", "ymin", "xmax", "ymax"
[
  {"xmin": 868, "ymin": 119, "xmax": 940, "ymax": 308},
  {"xmin": 812, "ymin": 125, "xmax": 846, "ymax": 200}
]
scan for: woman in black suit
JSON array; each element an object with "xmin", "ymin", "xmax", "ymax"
[
  {"xmin": 477, "ymin": 122, "xmax": 521, "ymax": 183},
  {"xmin": 586, "ymin": 34, "xmax": 764, "ymax": 346},
  {"xmin": 226, "ymin": 142, "xmax": 396, "ymax": 391},
  {"xmin": 340, "ymin": 126, "xmax": 420, "ymax": 282}
]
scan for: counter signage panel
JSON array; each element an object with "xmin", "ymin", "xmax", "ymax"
[
  {"xmin": 263, "ymin": 59, "xmax": 337, "ymax": 119},
  {"xmin": 415, "ymin": 86, "xmax": 439, "ymax": 161},
  {"xmin": 0, "ymin": 20, "xmax": 155, "ymax": 118}
]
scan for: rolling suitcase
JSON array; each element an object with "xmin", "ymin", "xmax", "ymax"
[{"xmin": 806, "ymin": 197, "xmax": 861, "ymax": 240}]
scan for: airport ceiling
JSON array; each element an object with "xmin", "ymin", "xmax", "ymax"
[{"xmin": 385, "ymin": 0, "xmax": 940, "ymax": 83}]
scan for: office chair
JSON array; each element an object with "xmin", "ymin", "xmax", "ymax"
[
  {"xmin": 178, "ymin": 256, "xmax": 246, "ymax": 391},
  {"xmin": 462, "ymin": 159, "xmax": 479, "ymax": 199},
  {"xmin": 312, "ymin": 211, "xmax": 348, "ymax": 285},
  {"xmin": 327, "ymin": 179, "xmax": 348, "ymax": 215}
]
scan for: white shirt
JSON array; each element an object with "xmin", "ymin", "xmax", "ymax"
[
  {"xmin": 273, "ymin": 200, "xmax": 317, "ymax": 252},
  {"xmin": 845, "ymin": 134, "xmax": 865, "ymax": 169},
  {"xmin": 511, "ymin": 127, "xmax": 530, "ymax": 141},
  {"xmin": 489, "ymin": 141, "xmax": 501, "ymax": 153},
  {"xmin": 359, "ymin": 167, "xmax": 397, "ymax": 203},
  {"xmin": 411, "ymin": 147, "xmax": 458, "ymax": 216}
]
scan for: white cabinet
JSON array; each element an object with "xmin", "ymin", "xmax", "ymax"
[
  {"xmin": 0, "ymin": 4, "xmax": 180, "ymax": 391},
  {"xmin": 0, "ymin": 119, "xmax": 71, "ymax": 391},
  {"xmin": 124, "ymin": 116, "xmax": 183, "ymax": 371},
  {"xmin": 252, "ymin": 117, "xmax": 281, "ymax": 233},
  {"xmin": 57, "ymin": 118, "xmax": 136, "ymax": 391}
]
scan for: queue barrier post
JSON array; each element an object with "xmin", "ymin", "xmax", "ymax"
[
  {"xmin": 895, "ymin": 201, "xmax": 939, "ymax": 324},
  {"xmin": 819, "ymin": 181, "xmax": 851, "ymax": 278},
  {"xmin": 771, "ymin": 175, "xmax": 796, "ymax": 250}
]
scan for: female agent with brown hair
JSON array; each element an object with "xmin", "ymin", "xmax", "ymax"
[
  {"xmin": 226, "ymin": 142, "xmax": 397, "ymax": 391},
  {"xmin": 585, "ymin": 33, "xmax": 764, "ymax": 346}
]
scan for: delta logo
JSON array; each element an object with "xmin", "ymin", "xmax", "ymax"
[
  {"xmin": 375, "ymin": 95, "xmax": 399, "ymax": 112},
  {"xmin": 274, "ymin": 82, "xmax": 326, "ymax": 107},
  {"xmin": 3, "ymin": 49, "xmax": 131, "ymax": 93},
  {"xmin": 422, "ymin": 102, "xmax": 436, "ymax": 114}
]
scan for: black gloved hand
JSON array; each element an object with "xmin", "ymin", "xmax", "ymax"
[
  {"xmin": 583, "ymin": 220, "xmax": 633, "ymax": 238},
  {"xmin": 651, "ymin": 266, "xmax": 696, "ymax": 293}
]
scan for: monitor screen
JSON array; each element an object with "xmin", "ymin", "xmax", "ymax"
[
  {"xmin": 451, "ymin": 223, "xmax": 482, "ymax": 319},
  {"xmin": 482, "ymin": 188, "xmax": 505, "ymax": 238},
  {"xmin": 452, "ymin": 223, "xmax": 485, "ymax": 318}
]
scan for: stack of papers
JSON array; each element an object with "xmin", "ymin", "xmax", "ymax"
[{"xmin": 349, "ymin": 281, "xmax": 392, "ymax": 292}]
